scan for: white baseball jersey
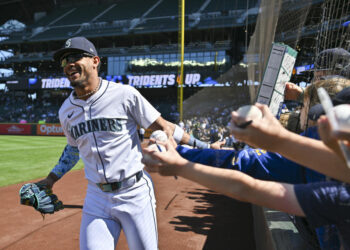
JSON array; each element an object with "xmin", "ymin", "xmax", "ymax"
[{"xmin": 59, "ymin": 78, "xmax": 160, "ymax": 183}]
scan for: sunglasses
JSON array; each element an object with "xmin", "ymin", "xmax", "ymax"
[{"xmin": 60, "ymin": 52, "xmax": 94, "ymax": 68}]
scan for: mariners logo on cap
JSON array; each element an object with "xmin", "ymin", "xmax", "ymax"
[
  {"xmin": 89, "ymin": 48, "xmax": 94, "ymax": 53},
  {"xmin": 65, "ymin": 39, "xmax": 71, "ymax": 48}
]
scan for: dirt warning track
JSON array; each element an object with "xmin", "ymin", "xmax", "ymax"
[{"xmin": 0, "ymin": 169, "xmax": 255, "ymax": 250}]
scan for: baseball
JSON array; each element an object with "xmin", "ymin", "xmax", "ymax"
[
  {"xmin": 235, "ymin": 105, "xmax": 263, "ymax": 126},
  {"xmin": 150, "ymin": 130, "xmax": 168, "ymax": 142},
  {"xmin": 334, "ymin": 104, "xmax": 350, "ymax": 133},
  {"xmin": 143, "ymin": 143, "xmax": 166, "ymax": 165}
]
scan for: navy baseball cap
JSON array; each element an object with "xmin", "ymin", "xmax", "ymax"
[
  {"xmin": 308, "ymin": 87, "xmax": 350, "ymax": 121},
  {"xmin": 53, "ymin": 37, "xmax": 98, "ymax": 62},
  {"xmin": 313, "ymin": 48, "xmax": 350, "ymax": 72}
]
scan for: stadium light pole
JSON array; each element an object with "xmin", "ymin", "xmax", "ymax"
[{"xmin": 177, "ymin": 0, "xmax": 185, "ymax": 123}]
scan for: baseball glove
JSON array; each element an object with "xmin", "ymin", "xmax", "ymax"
[{"xmin": 19, "ymin": 183, "xmax": 64, "ymax": 214}]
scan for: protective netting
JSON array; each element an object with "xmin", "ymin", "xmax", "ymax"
[
  {"xmin": 180, "ymin": 0, "xmax": 349, "ymax": 143},
  {"xmin": 246, "ymin": 0, "xmax": 313, "ymax": 102},
  {"xmin": 312, "ymin": 0, "xmax": 350, "ymax": 80},
  {"xmin": 214, "ymin": 0, "xmax": 314, "ymax": 103},
  {"xmin": 316, "ymin": 0, "xmax": 350, "ymax": 54},
  {"xmin": 215, "ymin": 0, "xmax": 349, "ymax": 103}
]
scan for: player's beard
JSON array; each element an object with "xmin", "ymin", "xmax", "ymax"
[
  {"xmin": 70, "ymin": 79, "xmax": 84, "ymax": 88},
  {"xmin": 70, "ymin": 74, "xmax": 89, "ymax": 88}
]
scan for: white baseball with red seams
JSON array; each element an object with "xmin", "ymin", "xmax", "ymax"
[
  {"xmin": 334, "ymin": 104, "xmax": 350, "ymax": 133},
  {"xmin": 234, "ymin": 105, "xmax": 263, "ymax": 127},
  {"xmin": 143, "ymin": 130, "xmax": 168, "ymax": 165},
  {"xmin": 237, "ymin": 105, "xmax": 263, "ymax": 120},
  {"xmin": 143, "ymin": 143, "xmax": 166, "ymax": 165},
  {"xmin": 150, "ymin": 130, "xmax": 168, "ymax": 142}
]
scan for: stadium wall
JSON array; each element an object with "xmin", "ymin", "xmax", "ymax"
[
  {"xmin": 0, "ymin": 123, "xmax": 153, "ymax": 137},
  {"xmin": 0, "ymin": 123, "xmax": 63, "ymax": 136}
]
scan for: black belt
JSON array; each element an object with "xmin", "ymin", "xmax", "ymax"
[{"xmin": 97, "ymin": 171, "xmax": 143, "ymax": 192}]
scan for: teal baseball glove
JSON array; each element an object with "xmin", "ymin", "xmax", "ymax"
[{"xmin": 19, "ymin": 183, "xmax": 64, "ymax": 214}]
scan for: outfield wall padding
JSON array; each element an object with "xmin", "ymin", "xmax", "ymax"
[
  {"xmin": 0, "ymin": 123, "xmax": 64, "ymax": 136},
  {"xmin": 0, "ymin": 124, "xmax": 33, "ymax": 135},
  {"xmin": 0, "ymin": 123, "xmax": 153, "ymax": 138}
]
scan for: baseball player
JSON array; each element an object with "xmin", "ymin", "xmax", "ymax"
[{"xmin": 37, "ymin": 36, "xmax": 211, "ymax": 250}]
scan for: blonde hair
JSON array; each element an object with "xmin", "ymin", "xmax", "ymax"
[
  {"xmin": 304, "ymin": 78, "xmax": 350, "ymax": 107},
  {"xmin": 279, "ymin": 111, "xmax": 302, "ymax": 134},
  {"xmin": 279, "ymin": 113, "xmax": 290, "ymax": 128}
]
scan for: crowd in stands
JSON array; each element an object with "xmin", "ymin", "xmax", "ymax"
[
  {"xmin": 178, "ymin": 86, "xmax": 254, "ymax": 146},
  {"xmin": 0, "ymin": 91, "xmax": 65, "ymax": 123},
  {"xmin": 180, "ymin": 100, "xmax": 300, "ymax": 148},
  {"xmin": 181, "ymin": 105, "xmax": 233, "ymax": 143}
]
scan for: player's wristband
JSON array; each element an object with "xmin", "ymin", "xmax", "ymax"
[
  {"xmin": 51, "ymin": 144, "xmax": 80, "ymax": 179},
  {"xmin": 188, "ymin": 136, "xmax": 210, "ymax": 149},
  {"xmin": 173, "ymin": 125, "xmax": 184, "ymax": 144}
]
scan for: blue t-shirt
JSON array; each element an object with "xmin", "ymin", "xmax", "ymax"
[
  {"xmin": 177, "ymin": 127, "xmax": 326, "ymax": 184},
  {"xmin": 294, "ymin": 182, "xmax": 350, "ymax": 249},
  {"xmin": 177, "ymin": 145, "xmax": 326, "ymax": 184},
  {"xmin": 177, "ymin": 126, "xmax": 325, "ymax": 184}
]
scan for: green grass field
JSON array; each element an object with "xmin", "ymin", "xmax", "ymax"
[{"xmin": 0, "ymin": 135, "xmax": 84, "ymax": 187}]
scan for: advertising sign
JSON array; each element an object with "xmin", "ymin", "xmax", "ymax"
[
  {"xmin": 0, "ymin": 124, "xmax": 32, "ymax": 135},
  {"xmin": 7, "ymin": 72, "xmax": 226, "ymax": 90},
  {"xmin": 36, "ymin": 124, "xmax": 64, "ymax": 136},
  {"xmin": 28, "ymin": 77, "xmax": 72, "ymax": 89},
  {"xmin": 5, "ymin": 78, "xmax": 28, "ymax": 90}
]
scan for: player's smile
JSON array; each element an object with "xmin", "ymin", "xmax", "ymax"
[
  {"xmin": 64, "ymin": 61, "xmax": 88, "ymax": 87},
  {"xmin": 66, "ymin": 67, "xmax": 82, "ymax": 80},
  {"xmin": 69, "ymin": 69, "xmax": 79, "ymax": 76}
]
